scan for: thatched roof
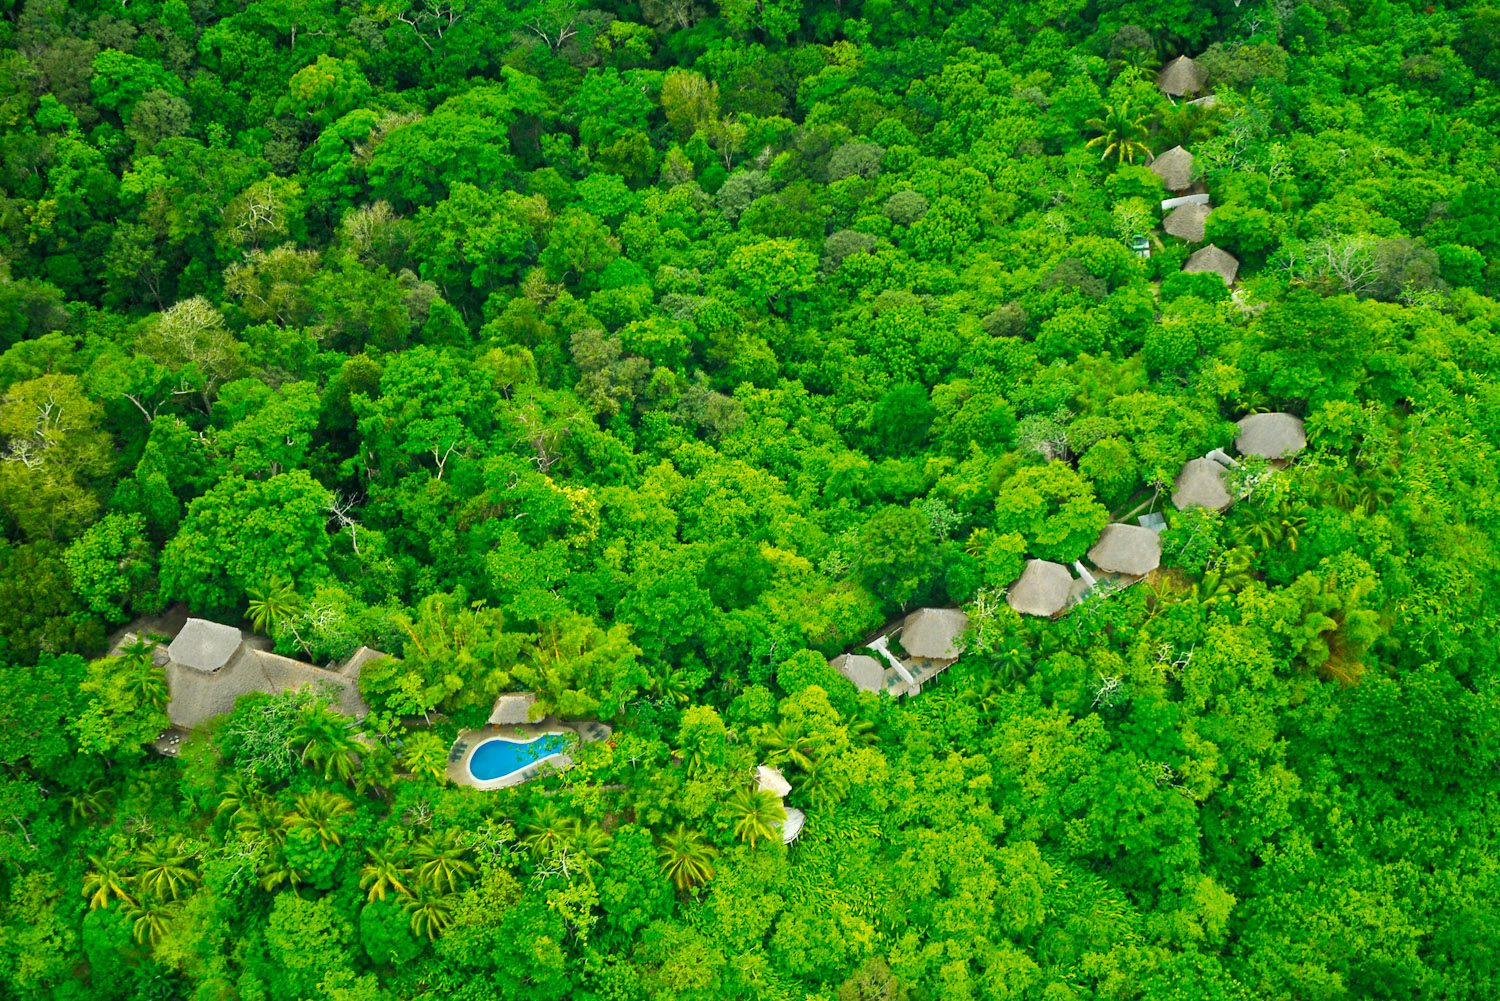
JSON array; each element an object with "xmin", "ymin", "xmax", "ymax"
[
  {"xmin": 1088, "ymin": 524, "xmax": 1163, "ymax": 576},
  {"xmin": 1164, "ymin": 202, "xmax": 1211, "ymax": 242},
  {"xmin": 1235, "ymin": 412, "xmax": 1306, "ymax": 460},
  {"xmin": 778, "ymin": 806, "xmax": 806, "ymax": 844},
  {"xmin": 756, "ymin": 764, "xmax": 792, "ymax": 798},
  {"xmin": 1007, "ymin": 560, "xmax": 1073, "ymax": 618},
  {"xmin": 167, "ymin": 646, "xmax": 371, "ymax": 730},
  {"xmin": 900, "ymin": 607, "xmax": 969, "ymax": 661},
  {"xmin": 167, "ymin": 619, "xmax": 243, "ymax": 673},
  {"xmin": 488, "ymin": 692, "xmax": 538, "ymax": 725},
  {"xmin": 1173, "ymin": 458, "xmax": 1234, "ymax": 511},
  {"xmin": 830, "ymin": 653, "xmax": 884, "ymax": 693},
  {"xmin": 1149, "ymin": 146, "xmax": 1194, "ymax": 192},
  {"xmin": 1184, "ymin": 244, "xmax": 1239, "ymax": 285},
  {"xmin": 1158, "ymin": 55, "xmax": 1204, "ymax": 97}
]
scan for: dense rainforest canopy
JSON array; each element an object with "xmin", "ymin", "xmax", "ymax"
[{"xmin": 1, "ymin": 0, "xmax": 1499, "ymax": 998}]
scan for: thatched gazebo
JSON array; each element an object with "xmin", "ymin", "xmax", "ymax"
[
  {"xmin": 1088, "ymin": 524, "xmax": 1163, "ymax": 577},
  {"xmin": 1006, "ymin": 559, "xmax": 1073, "ymax": 618},
  {"xmin": 1158, "ymin": 55, "xmax": 1204, "ymax": 97},
  {"xmin": 1172, "ymin": 458, "xmax": 1235, "ymax": 512},
  {"xmin": 1149, "ymin": 146, "xmax": 1194, "ymax": 193},
  {"xmin": 1235, "ymin": 412, "xmax": 1307, "ymax": 461},
  {"xmin": 1184, "ymin": 244, "xmax": 1239, "ymax": 285},
  {"xmin": 1164, "ymin": 202, "xmax": 1211, "ymax": 242}
]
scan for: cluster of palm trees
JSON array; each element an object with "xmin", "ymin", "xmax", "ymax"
[
  {"xmin": 216, "ymin": 782, "xmax": 355, "ymax": 891},
  {"xmin": 82, "ymin": 836, "xmax": 200, "ymax": 946},
  {"xmin": 358, "ymin": 829, "xmax": 478, "ymax": 940},
  {"xmin": 756, "ymin": 711, "xmax": 876, "ymax": 811}
]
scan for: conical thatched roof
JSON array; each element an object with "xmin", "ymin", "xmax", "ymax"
[
  {"xmin": 1149, "ymin": 146, "xmax": 1194, "ymax": 192},
  {"xmin": 1236, "ymin": 412, "xmax": 1306, "ymax": 460},
  {"xmin": 830, "ymin": 653, "xmax": 884, "ymax": 693},
  {"xmin": 756, "ymin": 764, "xmax": 792, "ymax": 798},
  {"xmin": 488, "ymin": 691, "xmax": 538, "ymax": 725},
  {"xmin": 167, "ymin": 618, "xmax": 243, "ymax": 673},
  {"xmin": 1007, "ymin": 559, "xmax": 1073, "ymax": 618},
  {"xmin": 900, "ymin": 607, "xmax": 970, "ymax": 661},
  {"xmin": 1158, "ymin": 55, "xmax": 1204, "ymax": 97},
  {"xmin": 1172, "ymin": 458, "xmax": 1234, "ymax": 512},
  {"xmin": 1088, "ymin": 524, "xmax": 1163, "ymax": 576},
  {"xmin": 1184, "ymin": 244, "xmax": 1239, "ymax": 285},
  {"xmin": 1164, "ymin": 202, "xmax": 1211, "ymax": 242}
]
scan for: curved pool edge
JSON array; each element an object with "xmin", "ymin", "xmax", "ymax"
[{"xmin": 445, "ymin": 719, "xmax": 613, "ymax": 791}]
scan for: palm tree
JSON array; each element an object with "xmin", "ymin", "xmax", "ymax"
[
  {"xmin": 234, "ymin": 798, "xmax": 288, "ymax": 848},
  {"xmin": 66, "ymin": 781, "xmax": 114, "ymax": 825},
  {"xmin": 1084, "ymin": 105, "xmax": 1152, "ymax": 166},
  {"xmin": 411, "ymin": 829, "xmax": 476, "ymax": 894},
  {"xmin": 400, "ymin": 732, "xmax": 449, "ymax": 783},
  {"xmin": 215, "ymin": 775, "xmax": 260, "ymax": 823},
  {"xmin": 360, "ymin": 841, "xmax": 414, "ymax": 902},
  {"xmin": 123, "ymin": 663, "xmax": 168, "ymax": 712},
  {"xmin": 83, "ymin": 853, "xmax": 137, "ymax": 910},
  {"xmin": 257, "ymin": 852, "xmax": 307, "ymax": 893},
  {"xmin": 758, "ymin": 722, "xmax": 815, "ymax": 771},
  {"xmin": 290, "ymin": 704, "xmax": 362, "ymax": 783},
  {"xmin": 521, "ymin": 803, "xmax": 575, "ymax": 860},
  {"xmin": 726, "ymin": 787, "xmax": 785, "ymax": 849},
  {"xmin": 403, "ymin": 888, "xmax": 455, "ymax": 941},
  {"xmin": 135, "ymin": 837, "xmax": 199, "ymax": 902},
  {"xmin": 657, "ymin": 824, "xmax": 717, "ymax": 891},
  {"xmin": 799, "ymin": 758, "xmax": 849, "ymax": 812},
  {"xmin": 246, "ymin": 576, "xmax": 310, "ymax": 656},
  {"xmin": 127, "ymin": 897, "xmax": 177, "ymax": 946},
  {"xmin": 286, "ymin": 790, "xmax": 354, "ymax": 848}
]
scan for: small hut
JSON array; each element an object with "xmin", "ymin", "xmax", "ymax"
[
  {"xmin": 899, "ymin": 607, "xmax": 969, "ymax": 666},
  {"xmin": 1158, "ymin": 55, "xmax": 1204, "ymax": 97},
  {"xmin": 1235, "ymin": 412, "xmax": 1306, "ymax": 461},
  {"xmin": 1164, "ymin": 202, "xmax": 1211, "ymax": 243},
  {"xmin": 1088, "ymin": 524, "xmax": 1163, "ymax": 577},
  {"xmin": 1006, "ymin": 560, "xmax": 1073, "ymax": 618},
  {"xmin": 1172, "ymin": 458, "xmax": 1235, "ymax": 512},
  {"xmin": 829, "ymin": 653, "xmax": 885, "ymax": 693},
  {"xmin": 1149, "ymin": 146, "xmax": 1194, "ymax": 193},
  {"xmin": 1183, "ymin": 244, "xmax": 1240, "ymax": 285},
  {"xmin": 488, "ymin": 692, "xmax": 538, "ymax": 725}
]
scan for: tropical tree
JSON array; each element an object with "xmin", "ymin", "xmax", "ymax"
[
  {"xmin": 83, "ymin": 853, "xmax": 137, "ymax": 910},
  {"xmin": 411, "ymin": 829, "xmax": 475, "ymax": 893},
  {"xmin": 127, "ymin": 897, "xmax": 177, "ymax": 946},
  {"xmin": 400, "ymin": 731, "xmax": 449, "ymax": 782},
  {"xmin": 403, "ymin": 888, "xmax": 456, "ymax": 941},
  {"xmin": 135, "ymin": 837, "xmax": 199, "ymax": 901},
  {"xmin": 726, "ymin": 787, "xmax": 786, "ymax": 849},
  {"xmin": 657, "ymin": 824, "xmax": 717, "ymax": 891},
  {"xmin": 285, "ymin": 790, "xmax": 353, "ymax": 848},
  {"xmin": 65, "ymin": 780, "xmax": 114, "ymax": 825},
  {"xmin": 759, "ymin": 721, "xmax": 816, "ymax": 771},
  {"xmin": 289, "ymin": 701, "xmax": 362, "ymax": 782},
  {"xmin": 522, "ymin": 803, "xmax": 576, "ymax": 860},
  {"xmin": 246, "ymin": 576, "xmax": 311, "ymax": 656},
  {"xmin": 360, "ymin": 841, "xmax": 413, "ymax": 901},
  {"xmin": 1085, "ymin": 105, "xmax": 1152, "ymax": 165}
]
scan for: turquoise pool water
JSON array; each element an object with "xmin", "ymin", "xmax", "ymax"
[{"xmin": 468, "ymin": 733, "xmax": 571, "ymax": 782}]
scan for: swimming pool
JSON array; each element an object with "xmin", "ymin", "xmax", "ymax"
[{"xmin": 467, "ymin": 733, "xmax": 572, "ymax": 782}]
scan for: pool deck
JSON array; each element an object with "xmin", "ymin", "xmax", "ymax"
[{"xmin": 446, "ymin": 717, "xmax": 613, "ymax": 791}]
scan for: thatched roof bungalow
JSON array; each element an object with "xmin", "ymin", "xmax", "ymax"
[
  {"xmin": 830, "ymin": 653, "xmax": 885, "ymax": 693},
  {"xmin": 1172, "ymin": 458, "xmax": 1236, "ymax": 512},
  {"xmin": 1007, "ymin": 560, "xmax": 1073, "ymax": 618},
  {"xmin": 1149, "ymin": 146, "xmax": 1194, "ymax": 192},
  {"xmin": 1184, "ymin": 244, "xmax": 1240, "ymax": 285},
  {"xmin": 1235, "ymin": 412, "xmax": 1306, "ymax": 461},
  {"xmin": 1164, "ymin": 202, "xmax": 1211, "ymax": 242},
  {"xmin": 1158, "ymin": 55, "xmax": 1204, "ymax": 97},
  {"xmin": 1088, "ymin": 524, "xmax": 1163, "ymax": 577}
]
